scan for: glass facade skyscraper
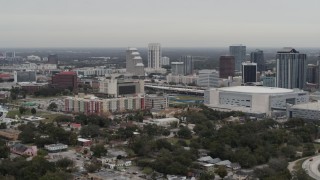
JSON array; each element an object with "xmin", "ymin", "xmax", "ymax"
[{"xmin": 276, "ymin": 48, "xmax": 306, "ymax": 89}]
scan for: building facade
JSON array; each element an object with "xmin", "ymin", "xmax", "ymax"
[
  {"xmin": 14, "ymin": 71, "xmax": 37, "ymax": 83},
  {"xmin": 276, "ymin": 48, "xmax": 307, "ymax": 89},
  {"xmin": 64, "ymin": 94, "xmax": 145, "ymax": 114},
  {"xmin": 219, "ymin": 55, "xmax": 235, "ymax": 79},
  {"xmin": 171, "ymin": 62, "xmax": 185, "ymax": 75},
  {"xmin": 148, "ymin": 43, "xmax": 161, "ymax": 69},
  {"xmin": 242, "ymin": 62, "xmax": 257, "ymax": 83},
  {"xmin": 180, "ymin": 55, "xmax": 194, "ymax": 75},
  {"xmin": 250, "ymin": 49, "xmax": 265, "ymax": 72},
  {"xmin": 51, "ymin": 71, "xmax": 78, "ymax": 92},
  {"xmin": 204, "ymin": 86, "xmax": 309, "ymax": 117},
  {"xmin": 145, "ymin": 94, "xmax": 169, "ymax": 110},
  {"xmin": 198, "ymin": 69, "xmax": 219, "ymax": 88},
  {"xmin": 126, "ymin": 48, "xmax": 145, "ymax": 76},
  {"xmin": 229, "ymin": 45, "xmax": 246, "ymax": 72},
  {"xmin": 160, "ymin": 57, "xmax": 170, "ymax": 66},
  {"xmin": 166, "ymin": 74, "xmax": 198, "ymax": 85},
  {"xmin": 48, "ymin": 54, "xmax": 59, "ymax": 64}
]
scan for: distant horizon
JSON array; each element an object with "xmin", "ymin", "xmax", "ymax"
[{"xmin": 0, "ymin": 46, "xmax": 319, "ymax": 50}]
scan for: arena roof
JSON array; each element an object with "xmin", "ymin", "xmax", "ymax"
[{"xmin": 218, "ymin": 86, "xmax": 294, "ymax": 94}]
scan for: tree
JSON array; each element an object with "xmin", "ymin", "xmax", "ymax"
[
  {"xmin": 47, "ymin": 102, "xmax": 58, "ymax": 111},
  {"xmin": 19, "ymin": 106, "xmax": 27, "ymax": 114},
  {"xmin": 177, "ymin": 127, "xmax": 192, "ymax": 139},
  {"xmin": 84, "ymin": 161, "xmax": 101, "ymax": 173},
  {"xmin": 80, "ymin": 124, "xmax": 100, "ymax": 138},
  {"xmin": 215, "ymin": 166, "xmax": 227, "ymax": 179},
  {"xmin": 39, "ymin": 171, "xmax": 72, "ymax": 180},
  {"xmin": 55, "ymin": 158, "xmax": 75, "ymax": 172},
  {"xmin": 31, "ymin": 108, "xmax": 36, "ymax": 115},
  {"xmin": 91, "ymin": 144, "xmax": 107, "ymax": 158},
  {"xmin": 200, "ymin": 172, "xmax": 215, "ymax": 180},
  {"xmin": 0, "ymin": 123, "xmax": 7, "ymax": 129},
  {"xmin": 292, "ymin": 169, "xmax": 312, "ymax": 180},
  {"xmin": 0, "ymin": 140, "xmax": 10, "ymax": 158}
]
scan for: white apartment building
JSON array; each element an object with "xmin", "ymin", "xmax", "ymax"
[
  {"xmin": 148, "ymin": 43, "xmax": 161, "ymax": 69},
  {"xmin": 160, "ymin": 56, "xmax": 170, "ymax": 66},
  {"xmin": 198, "ymin": 69, "xmax": 220, "ymax": 88},
  {"xmin": 166, "ymin": 74, "xmax": 198, "ymax": 85}
]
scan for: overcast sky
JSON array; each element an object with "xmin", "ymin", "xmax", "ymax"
[{"xmin": 0, "ymin": 0, "xmax": 319, "ymax": 48}]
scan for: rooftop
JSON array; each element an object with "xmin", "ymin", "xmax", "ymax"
[
  {"xmin": 290, "ymin": 102, "xmax": 320, "ymax": 111},
  {"xmin": 277, "ymin": 47, "xmax": 299, "ymax": 53},
  {"xmin": 218, "ymin": 86, "xmax": 294, "ymax": 94},
  {"xmin": 58, "ymin": 71, "xmax": 77, "ymax": 75}
]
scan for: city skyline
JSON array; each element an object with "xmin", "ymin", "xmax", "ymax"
[{"xmin": 0, "ymin": 0, "xmax": 319, "ymax": 48}]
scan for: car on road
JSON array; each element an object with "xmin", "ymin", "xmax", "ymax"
[{"xmin": 309, "ymin": 158, "xmax": 313, "ymax": 161}]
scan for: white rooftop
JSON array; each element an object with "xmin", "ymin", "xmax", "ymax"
[
  {"xmin": 135, "ymin": 63, "xmax": 144, "ymax": 66},
  {"xmin": 78, "ymin": 138, "xmax": 91, "ymax": 142},
  {"xmin": 127, "ymin": 48, "xmax": 138, "ymax": 51},
  {"xmin": 218, "ymin": 86, "xmax": 294, "ymax": 94},
  {"xmin": 291, "ymin": 102, "xmax": 320, "ymax": 111},
  {"xmin": 133, "ymin": 56, "xmax": 142, "ymax": 60}
]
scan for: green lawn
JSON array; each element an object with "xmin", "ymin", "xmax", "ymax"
[
  {"xmin": 167, "ymin": 137, "xmax": 191, "ymax": 145},
  {"xmin": 175, "ymin": 95, "xmax": 203, "ymax": 101}
]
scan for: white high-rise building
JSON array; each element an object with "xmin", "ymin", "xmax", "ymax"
[
  {"xmin": 198, "ymin": 69, "xmax": 220, "ymax": 88},
  {"xmin": 126, "ymin": 48, "xmax": 145, "ymax": 76},
  {"xmin": 160, "ymin": 56, "xmax": 170, "ymax": 66},
  {"xmin": 148, "ymin": 43, "xmax": 161, "ymax": 69}
]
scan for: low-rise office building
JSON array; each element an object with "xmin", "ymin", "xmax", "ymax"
[
  {"xmin": 145, "ymin": 94, "xmax": 169, "ymax": 110},
  {"xmin": 287, "ymin": 102, "xmax": 320, "ymax": 121}
]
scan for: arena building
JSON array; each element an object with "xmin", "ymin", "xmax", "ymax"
[{"xmin": 204, "ymin": 86, "xmax": 309, "ymax": 117}]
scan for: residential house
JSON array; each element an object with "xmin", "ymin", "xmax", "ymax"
[{"xmin": 10, "ymin": 143, "xmax": 37, "ymax": 156}]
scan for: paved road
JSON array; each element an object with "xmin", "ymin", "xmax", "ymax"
[{"xmin": 302, "ymin": 155, "xmax": 320, "ymax": 180}]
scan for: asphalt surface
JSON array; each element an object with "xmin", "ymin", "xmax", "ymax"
[{"xmin": 302, "ymin": 155, "xmax": 320, "ymax": 180}]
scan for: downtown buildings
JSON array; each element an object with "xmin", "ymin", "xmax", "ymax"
[
  {"xmin": 242, "ymin": 62, "xmax": 257, "ymax": 84},
  {"xmin": 276, "ymin": 48, "xmax": 307, "ymax": 89},
  {"xmin": 148, "ymin": 43, "xmax": 161, "ymax": 69},
  {"xmin": 126, "ymin": 48, "xmax": 145, "ymax": 76},
  {"xmin": 229, "ymin": 45, "xmax": 246, "ymax": 72},
  {"xmin": 250, "ymin": 49, "xmax": 265, "ymax": 72}
]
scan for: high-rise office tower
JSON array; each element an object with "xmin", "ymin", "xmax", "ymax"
[
  {"xmin": 180, "ymin": 55, "xmax": 194, "ymax": 75},
  {"xmin": 126, "ymin": 48, "xmax": 145, "ymax": 76},
  {"xmin": 276, "ymin": 48, "xmax": 307, "ymax": 89},
  {"xmin": 251, "ymin": 49, "xmax": 265, "ymax": 72},
  {"xmin": 171, "ymin": 62, "xmax": 185, "ymax": 75},
  {"xmin": 219, "ymin": 55, "xmax": 235, "ymax": 78},
  {"xmin": 229, "ymin": 45, "xmax": 246, "ymax": 71},
  {"xmin": 148, "ymin": 43, "xmax": 161, "ymax": 69},
  {"xmin": 242, "ymin": 62, "xmax": 257, "ymax": 83},
  {"xmin": 306, "ymin": 64, "xmax": 318, "ymax": 84},
  {"xmin": 48, "ymin": 54, "xmax": 59, "ymax": 64}
]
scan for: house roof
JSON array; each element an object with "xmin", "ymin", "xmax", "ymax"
[
  {"xmin": 197, "ymin": 156, "xmax": 214, "ymax": 162},
  {"xmin": 11, "ymin": 143, "xmax": 27, "ymax": 152},
  {"xmin": 209, "ymin": 158, "xmax": 222, "ymax": 164},
  {"xmin": 216, "ymin": 160, "xmax": 231, "ymax": 166},
  {"xmin": 59, "ymin": 71, "xmax": 77, "ymax": 75}
]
